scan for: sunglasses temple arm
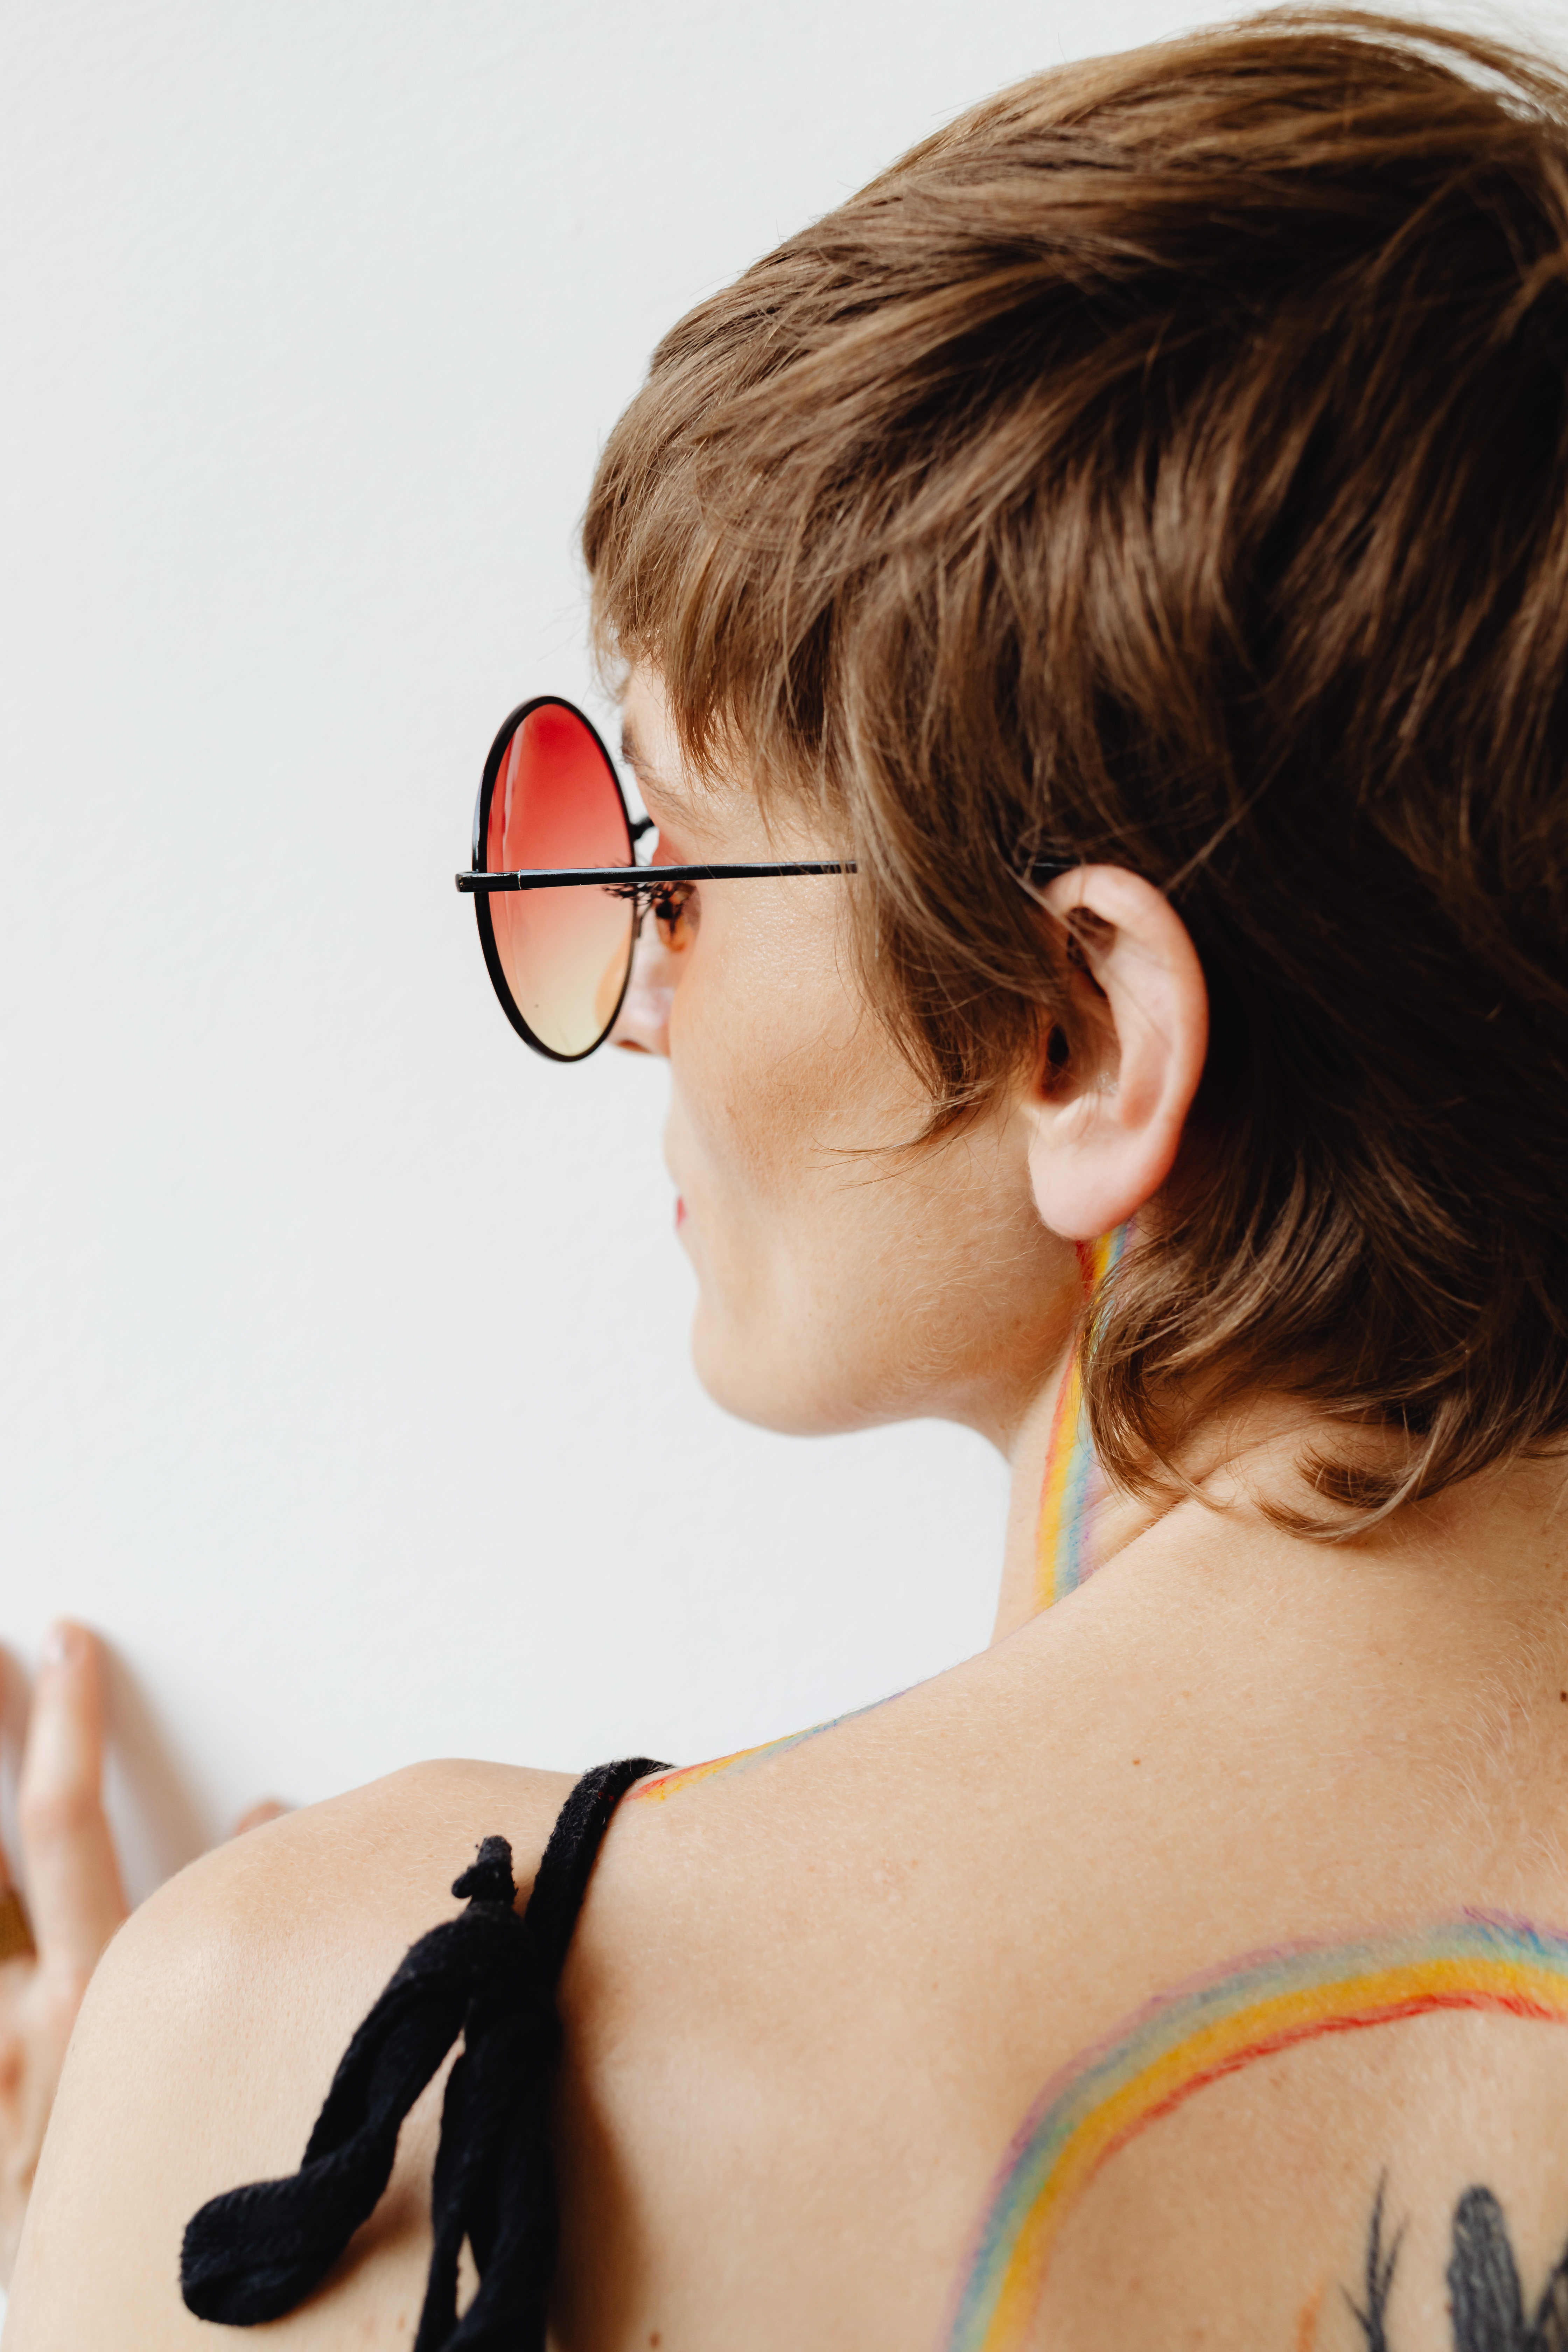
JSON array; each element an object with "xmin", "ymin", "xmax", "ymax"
[
  {"xmin": 455, "ymin": 857, "xmax": 1071, "ymax": 894},
  {"xmin": 455, "ymin": 862, "xmax": 854, "ymax": 893}
]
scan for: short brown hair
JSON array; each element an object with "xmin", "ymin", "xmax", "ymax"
[{"xmin": 584, "ymin": 8, "xmax": 1568, "ymax": 1528}]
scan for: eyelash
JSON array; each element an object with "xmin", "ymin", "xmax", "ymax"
[{"xmin": 607, "ymin": 876, "xmax": 698, "ymax": 940}]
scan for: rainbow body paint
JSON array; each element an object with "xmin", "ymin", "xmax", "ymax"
[
  {"xmin": 943, "ymin": 1913, "xmax": 1568, "ymax": 2352},
  {"xmin": 631, "ymin": 1695, "xmax": 898, "ymax": 1803},
  {"xmin": 1033, "ymin": 1225, "xmax": 1127, "ymax": 1610}
]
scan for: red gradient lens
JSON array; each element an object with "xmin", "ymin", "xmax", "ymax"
[{"xmin": 482, "ymin": 701, "xmax": 634, "ymax": 1058}]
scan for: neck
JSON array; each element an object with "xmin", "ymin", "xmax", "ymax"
[{"xmin": 996, "ymin": 1329, "xmax": 1568, "ymax": 1678}]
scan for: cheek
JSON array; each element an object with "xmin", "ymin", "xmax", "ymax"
[
  {"xmin": 660, "ymin": 887, "xmax": 1077, "ymax": 1435},
  {"xmin": 667, "ymin": 894, "xmax": 865, "ymax": 1211}
]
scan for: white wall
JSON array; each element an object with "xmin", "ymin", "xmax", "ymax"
[{"xmin": 1, "ymin": 0, "xmax": 1562, "ymax": 1900}]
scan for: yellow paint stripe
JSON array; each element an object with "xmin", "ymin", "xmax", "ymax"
[{"xmin": 982, "ymin": 1959, "xmax": 1568, "ymax": 2346}]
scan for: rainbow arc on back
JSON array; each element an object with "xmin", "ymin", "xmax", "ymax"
[{"xmin": 945, "ymin": 1915, "xmax": 1568, "ymax": 2352}]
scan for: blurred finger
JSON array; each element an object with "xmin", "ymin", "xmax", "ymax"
[
  {"xmin": 17, "ymin": 1623, "xmax": 126, "ymax": 1976},
  {"xmin": 0, "ymin": 1648, "xmax": 24, "ymax": 1914},
  {"xmin": 0, "ymin": 1883, "xmax": 36, "ymax": 1965},
  {"xmin": 230, "ymin": 1799, "xmax": 287, "ymax": 1837}
]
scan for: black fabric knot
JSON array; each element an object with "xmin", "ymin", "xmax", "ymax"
[
  {"xmin": 180, "ymin": 1757, "xmax": 668, "ymax": 2350},
  {"xmin": 452, "ymin": 1840, "xmax": 522, "ymax": 1907}
]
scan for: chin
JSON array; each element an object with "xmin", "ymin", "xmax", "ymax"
[{"xmin": 687, "ymin": 1301, "xmax": 881, "ymax": 1439}]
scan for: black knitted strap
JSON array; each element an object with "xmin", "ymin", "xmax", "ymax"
[{"xmin": 180, "ymin": 1756, "xmax": 668, "ymax": 2348}]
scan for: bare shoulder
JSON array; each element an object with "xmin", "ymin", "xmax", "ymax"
[
  {"xmin": 4, "ymin": 1758, "xmax": 574, "ymax": 2350},
  {"xmin": 548, "ymin": 1594, "xmax": 1568, "ymax": 2352}
]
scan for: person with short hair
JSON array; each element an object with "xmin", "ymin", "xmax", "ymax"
[{"xmin": 11, "ymin": 12, "xmax": 1568, "ymax": 2344}]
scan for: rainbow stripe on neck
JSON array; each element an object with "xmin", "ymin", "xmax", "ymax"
[{"xmin": 1034, "ymin": 1225, "xmax": 1127, "ymax": 1611}]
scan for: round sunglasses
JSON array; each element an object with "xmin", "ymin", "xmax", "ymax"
[
  {"xmin": 455, "ymin": 695, "xmax": 1076, "ymax": 1061},
  {"xmin": 454, "ymin": 696, "xmax": 852, "ymax": 1060}
]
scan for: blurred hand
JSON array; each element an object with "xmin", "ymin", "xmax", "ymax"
[{"xmin": 0, "ymin": 1621, "xmax": 282, "ymax": 2285}]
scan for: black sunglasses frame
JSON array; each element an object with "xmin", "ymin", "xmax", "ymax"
[
  {"xmin": 457, "ymin": 695, "xmax": 855, "ymax": 1061},
  {"xmin": 457, "ymin": 693, "xmax": 1078, "ymax": 1062}
]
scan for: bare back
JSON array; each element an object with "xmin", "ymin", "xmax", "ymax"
[
  {"xmin": 551, "ymin": 1505, "xmax": 1568, "ymax": 2350},
  {"xmin": 15, "ymin": 1471, "xmax": 1568, "ymax": 2352}
]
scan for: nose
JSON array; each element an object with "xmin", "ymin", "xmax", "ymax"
[{"xmin": 609, "ymin": 922, "xmax": 678, "ymax": 1057}]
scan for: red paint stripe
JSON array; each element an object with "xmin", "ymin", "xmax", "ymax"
[{"xmin": 1086, "ymin": 1989, "xmax": 1557, "ymax": 2184}]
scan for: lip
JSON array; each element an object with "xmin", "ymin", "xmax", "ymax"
[{"xmin": 675, "ymin": 1196, "xmax": 687, "ymax": 1231}]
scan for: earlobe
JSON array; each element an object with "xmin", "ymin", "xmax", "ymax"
[{"xmin": 1020, "ymin": 867, "xmax": 1209, "ymax": 1241}]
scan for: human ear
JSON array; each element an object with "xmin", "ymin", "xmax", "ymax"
[{"xmin": 1019, "ymin": 865, "xmax": 1209, "ymax": 1241}]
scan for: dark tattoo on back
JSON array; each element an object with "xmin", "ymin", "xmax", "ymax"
[
  {"xmin": 1346, "ymin": 2180, "xmax": 1404, "ymax": 2352},
  {"xmin": 1347, "ymin": 2180, "xmax": 1568, "ymax": 2351}
]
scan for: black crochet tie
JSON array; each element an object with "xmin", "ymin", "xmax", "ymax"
[{"xmin": 180, "ymin": 1756, "xmax": 668, "ymax": 2349}]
